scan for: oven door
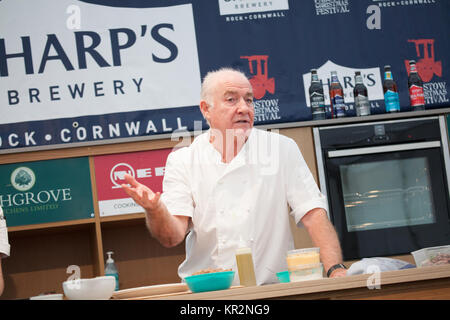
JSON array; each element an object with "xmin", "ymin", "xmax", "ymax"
[{"xmin": 325, "ymin": 142, "xmax": 450, "ymax": 260}]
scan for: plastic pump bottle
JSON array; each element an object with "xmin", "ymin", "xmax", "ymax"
[
  {"xmin": 235, "ymin": 238, "xmax": 257, "ymax": 287},
  {"xmin": 105, "ymin": 251, "xmax": 119, "ymax": 291}
]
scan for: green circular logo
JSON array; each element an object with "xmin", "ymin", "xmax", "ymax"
[{"xmin": 11, "ymin": 167, "xmax": 36, "ymax": 192}]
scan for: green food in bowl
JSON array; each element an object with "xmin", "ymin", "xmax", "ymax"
[{"xmin": 184, "ymin": 271, "xmax": 235, "ymax": 293}]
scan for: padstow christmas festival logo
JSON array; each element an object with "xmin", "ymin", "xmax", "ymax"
[
  {"xmin": 240, "ymin": 55, "xmax": 281, "ymax": 123},
  {"xmin": 405, "ymin": 39, "xmax": 448, "ymax": 105}
]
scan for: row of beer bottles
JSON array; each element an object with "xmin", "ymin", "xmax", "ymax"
[
  {"xmin": 309, "ymin": 60, "xmax": 425, "ymax": 120},
  {"xmin": 383, "ymin": 61, "xmax": 425, "ymax": 113},
  {"xmin": 308, "ymin": 70, "xmax": 368, "ymax": 120}
]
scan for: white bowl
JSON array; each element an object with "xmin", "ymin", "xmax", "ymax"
[{"xmin": 63, "ymin": 276, "xmax": 116, "ymax": 300}]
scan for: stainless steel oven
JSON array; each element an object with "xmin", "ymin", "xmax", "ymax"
[{"xmin": 314, "ymin": 116, "xmax": 450, "ymax": 260}]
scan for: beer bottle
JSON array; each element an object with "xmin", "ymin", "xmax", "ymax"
[
  {"xmin": 309, "ymin": 69, "xmax": 326, "ymax": 120},
  {"xmin": 353, "ymin": 71, "xmax": 371, "ymax": 116},
  {"xmin": 329, "ymin": 71, "xmax": 346, "ymax": 118},
  {"xmin": 408, "ymin": 60, "xmax": 425, "ymax": 111},
  {"xmin": 383, "ymin": 65, "xmax": 400, "ymax": 113}
]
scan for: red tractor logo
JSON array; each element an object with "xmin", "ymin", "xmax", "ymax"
[
  {"xmin": 240, "ymin": 55, "xmax": 275, "ymax": 99},
  {"xmin": 405, "ymin": 39, "xmax": 442, "ymax": 82}
]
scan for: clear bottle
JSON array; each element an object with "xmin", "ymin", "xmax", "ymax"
[
  {"xmin": 329, "ymin": 71, "xmax": 346, "ymax": 118},
  {"xmin": 235, "ymin": 240, "xmax": 256, "ymax": 287},
  {"xmin": 309, "ymin": 69, "xmax": 326, "ymax": 120},
  {"xmin": 353, "ymin": 71, "xmax": 371, "ymax": 116},
  {"xmin": 383, "ymin": 65, "xmax": 401, "ymax": 113},
  {"xmin": 105, "ymin": 251, "xmax": 119, "ymax": 291},
  {"xmin": 408, "ymin": 60, "xmax": 425, "ymax": 111}
]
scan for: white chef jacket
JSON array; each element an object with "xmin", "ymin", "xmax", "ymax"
[
  {"xmin": 160, "ymin": 128, "xmax": 327, "ymax": 284},
  {"xmin": 0, "ymin": 207, "xmax": 10, "ymax": 258}
]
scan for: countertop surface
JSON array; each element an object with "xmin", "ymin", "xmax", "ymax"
[{"xmin": 117, "ymin": 264, "xmax": 450, "ymax": 300}]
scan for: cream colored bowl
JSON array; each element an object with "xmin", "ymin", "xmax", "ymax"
[{"xmin": 63, "ymin": 276, "xmax": 116, "ymax": 300}]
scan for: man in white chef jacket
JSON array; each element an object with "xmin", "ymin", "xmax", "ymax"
[
  {"xmin": 122, "ymin": 68, "xmax": 347, "ymax": 284},
  {"xmin": 0, "ymin": 207, "xmax": 11, "ymax": 296}
]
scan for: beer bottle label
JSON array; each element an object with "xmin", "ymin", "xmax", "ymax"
[
  {"xmin": 332, "ymin": 94, "xmax": 346, "ymax": 117},
  {"xmin": 310, "ymin": 92, "xmax": 325, "ymax": 107},
  {"xmin": 384, "ymin": 90, "xmax": 400, "ymax": 112},
  {"xmin": 355, "ymin": 94, "xmax": 370, "ymax": 116},
  {"xmin": 384, "ymin": 71, "xmax": 393, "ymax": 81},
  {"xmin": 310, "ymin": 92, "xmax": 325, "ymax": 119},
  {"xmin": 409, "ymin": 85, "xmax": 425, "ymax": 106},
  {"xmin": 355, "ymin": 94, "xmax": 369, "ymax": 107}
]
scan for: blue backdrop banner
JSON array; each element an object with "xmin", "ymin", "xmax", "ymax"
[{"xmin": 1, "ymin": 0, "xmax": 449, "ymax": 152}]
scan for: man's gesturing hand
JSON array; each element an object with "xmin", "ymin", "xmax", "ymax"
[
  {"xmin": 121, "ymin": 173, "xmax": 161, "ymax": 212},
  {"xmin": 120, "ymin": 173, "xmax": 188, "ymax": 248}
]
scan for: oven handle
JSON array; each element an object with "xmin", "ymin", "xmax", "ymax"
[{"xmin": 327, "ymin": 141, "xmax": 441, "ymax": 158}]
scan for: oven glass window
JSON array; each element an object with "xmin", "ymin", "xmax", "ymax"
[{"xmin": 340, "ymin": 157, "xmax": 436, "ymax": 232}]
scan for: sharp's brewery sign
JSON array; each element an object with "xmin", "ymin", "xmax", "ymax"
[
  {"xmin": 0, "ymin": 0, "xmax": 201, "ymax": 151},
  {"xmin": 0, "ymin": 157, "xmax": 94, "ymax": 226}
]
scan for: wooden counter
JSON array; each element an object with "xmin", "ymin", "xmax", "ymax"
[{"xmin": 134, "ymin": 265, "xmax": 450, "ymax": 300}]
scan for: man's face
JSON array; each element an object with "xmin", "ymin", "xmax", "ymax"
[{"xmin": 203, "ymin": 72, "xmax": 254, "ymax": 138}]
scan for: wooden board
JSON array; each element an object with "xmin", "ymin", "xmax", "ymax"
[{"xmin": 112, "ymin": 283, "xmax": 188, "ymax": 299}]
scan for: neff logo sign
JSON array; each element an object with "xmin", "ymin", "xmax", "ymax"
[{"xmin": 110, "ymin": 162, "xmax": 165, "ymax": 189}]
